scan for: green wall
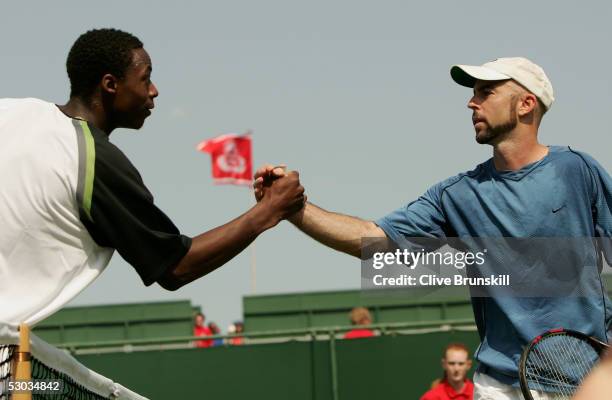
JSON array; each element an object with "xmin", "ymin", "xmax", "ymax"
[
  {"xmin": 34, "ymin": 300, "xmax": 196, "ymax": 345},
  {"xmin": 78, "ymin": 330, "xmax": 480, "ymax": 400},
  {"xmin": 244, "ymin": 276, "xmax": 612, "ymax": 332},
  {"xmin": 244, "ymin": 287, "xmax": 474, "ymax": 332}
]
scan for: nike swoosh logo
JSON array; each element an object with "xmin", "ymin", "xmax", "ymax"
[{"xmin": 552, "ymin": 205, "xmax": 566, "ymax": 213}]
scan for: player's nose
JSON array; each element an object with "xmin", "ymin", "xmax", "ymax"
[
  {"xmin": 467, "ymin": 96, "xmax": 478, "ymax": 110},
  {"xmin": 150, "ymin": 82, "xmax": 159, "ymax": 99}
]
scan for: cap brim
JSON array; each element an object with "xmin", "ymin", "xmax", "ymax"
[{"xmin": 450, "ymin": 65, "xmax": 511, "ymax": 88}]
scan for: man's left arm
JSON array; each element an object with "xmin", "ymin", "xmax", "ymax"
[{"xmin": 588, "ymin": 158, "xmax": 612, "ymax": 266}]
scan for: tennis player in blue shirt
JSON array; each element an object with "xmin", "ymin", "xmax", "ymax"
[{"xmin": 254, "ymin": 57, "xmax": 612, "ymax": 400}]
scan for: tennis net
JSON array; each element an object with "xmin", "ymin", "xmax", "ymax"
[
  {"xmin": 0, "ymin": 345, "xmax": 14, "ymax": 400},
  {"xmin": 0, "ymin": 326, "xmax": 147, "ymax": 400}
]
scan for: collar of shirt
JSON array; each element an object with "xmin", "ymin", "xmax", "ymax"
[{"xmin": 441, "ymin": 379, "xmax": 474, "ymax": 399}]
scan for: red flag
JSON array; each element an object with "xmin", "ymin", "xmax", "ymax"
[{"xmin": 196, "ymin": 133, "xmax": 253, "ymax": 186}]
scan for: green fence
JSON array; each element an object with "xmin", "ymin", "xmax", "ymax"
[
  {"xmin": 244, "ymin": 276, "xmax": 612, "ymax": 332},
  {"xmin": 34, "ymin": 300, "xmax": 196, "ymax": 345},
  {"xmin": 76, "ymin": 324, "xmax": 479, "ymax": 400},
  {"xmin": 34, "ymin": 273, "xmax": 612, "ymax": 345},
  {"xmin": 244, "ymin": 287, "xmax": 472, "ymax": 332}
]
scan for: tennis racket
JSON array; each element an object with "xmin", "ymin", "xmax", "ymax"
[{"xmin": 519, "ymin": 328, "xmax": 610, "ymax": 399}]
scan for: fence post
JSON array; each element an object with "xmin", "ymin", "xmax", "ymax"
[
  {"xmin": 329, "ymin": 330, "xmax": 339, "ymax": 400},
  {"xmin": 12, "ymin": 323, "xmax": 32, "ymax": 400}
]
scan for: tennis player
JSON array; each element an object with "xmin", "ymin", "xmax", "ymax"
[
  {"xmin": 255, "ymin": 57, "xmax": 612, "ymax": 399},
  {"xmin": 0, "ymin": 28, "xmax": 305, "ymax": 332}
]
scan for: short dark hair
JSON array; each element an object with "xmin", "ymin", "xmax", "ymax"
[{"xmin": 66, "ymin": 28, "xmax": 143, "ymax": 99}]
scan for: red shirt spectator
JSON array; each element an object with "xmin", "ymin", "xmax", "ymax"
[
  {"xmin": 194, "ymin": 324, "xmax": 213, "ymax": 348},
  {"xmin": 229, "ymin": 336, "xmax": 244, "ymax": 345},
  {"xmin": 229, "ymin": 321, "xmax": 244, "ymax": 345},
  {"xmin": 421, "ymin": 343, "xmax": 474, "ymax": 400},
  {"xmin": 193, "ymin": 312, "xmax": 213, "ymax": 348},
  {"xmin": 343, "ymin": 307, "xmax": 375, "ymax": 340},
  {"xmin": 420, "ymin": 379, "xmax": 474, "ymax": 400},
  {"xmin": 343, "ymin": 329, "xmax": 375, "ymax": 339}
]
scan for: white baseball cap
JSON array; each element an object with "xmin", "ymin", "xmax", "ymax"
[{"xmin": 450, "ymin": 57, "xmax": 554, "ymax": 110}]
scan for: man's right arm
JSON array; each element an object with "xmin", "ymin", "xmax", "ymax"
[
  {"xmin": 158, "ymin": 175, "xmax": 305, "ymax": 290},
  {"xmin": 80, "ymin": 138, "xmax": 305, "ymax": 291},
  {"xmin": 288, "ymin": 202, "xmax": 386, "ymax": 258},
  {"xmin": 253, "ymin": 164, "xmax": 387, "ymax": 258}
]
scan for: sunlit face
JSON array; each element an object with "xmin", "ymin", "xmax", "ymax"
[
  {"xmin": 442, "ymin": 349, "xmax": 472, "ymax": 385},
  {"xmin": 468, "ymin": 80, "xmax": 519, "ymax": 144},
  {"xmin": 112, "ymin": 48, "xmax": 158, "ymax": 129},
  {"xmin": 195, "ymin": 314, "xmax": 204, "ymax": 326}
]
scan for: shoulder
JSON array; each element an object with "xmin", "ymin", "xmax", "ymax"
[
  {"xmin": 0, "ymin": 97, "xmax": 50, "ymax": 110},
  {"xmin": 86, "ymin": 123, "xmax": 131, "ymax": 163},
  {"xmin": 1, "ymin": 98, "xmax": 84, "ymax": 156},
  {"xmin": 344, "ymin": 329, "xmax": 375, "ymax": 339},
  {"xmin": 0, "ymin": 98, "xmax": 79, "ymax": 178},
  {"xmin": 548, "ymin": 145, "xmax": 603, "ymax": 169},
  {"xmin": 419, "ymin": 384, "xmax": 443, "ymax": 400},
  {"xmin": 427, "ymin": 161, "xmax": 488, "ymax": 199},
  {"xmin": 549, "ymin": 145, "xmax": 609, "ymax": 182},
  {"xmin": 568, "ymin": 147, "xmax": 608, "ymax": 173},
  {"xmin": 84, "ymin": 123, "xmax": 145, "ymax": 184},
  {"xmin": 0, "ymin": 98, "xmax": 60, "ymax": 124},
  {"xmin": 0, "ymin": 98, "xmax": 60, "ymax": 123}
]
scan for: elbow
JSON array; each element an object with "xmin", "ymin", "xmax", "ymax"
[
  {"xmin": 355, "ymin": 221, "xmax": 386, "ymax": 260},
  {"xmin": 348, "ymin": 247, "xmax": 363, "ymax": 259},
  {"xmin": 157, "ymin": 267, "xmax": 185, "ymax": 291},
  {"xmin": 156, "ymin": 248, "xmax": 197, "ymax": 291},
  {"xmin": 156, "ymin": 256, "xmax": 216, "ymax": 291},
  {"xmin": 157, "ymin": 276, "xmax": 182, "ymax": 291}
]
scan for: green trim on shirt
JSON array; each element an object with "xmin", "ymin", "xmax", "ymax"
[{"xmin": 80, "ymin": 120, "xmax": 95, "ymax": 221}]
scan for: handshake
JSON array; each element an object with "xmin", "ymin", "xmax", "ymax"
[{"xmin": 252, "ymin": 164, "xmax": 306, "ymax": 228}]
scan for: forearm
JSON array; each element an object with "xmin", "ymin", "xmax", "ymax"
[
  {"xmin": 159, "ymin": 202, "xmax": 275, "ymax": 290},
  {"xmin": 156, "ymin": 169, "xmax": 305, "ymax": 290},
  {"xmin": 290, "ymin": 202, "xmax": 384, "ymax": 258}
]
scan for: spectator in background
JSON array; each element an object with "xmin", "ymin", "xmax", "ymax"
[
  {"xmin": 193, "ymin": 312, "xmax": 213, "ymax": 348},
  {"xmin": 228, "ymin": 321, "xmax": 245, "ymax": 345},
  {"xmin": 420, "ymin": 343, "xmax": 473, "ymax": 400},
  {"xmin": 208, "ymin": 322, "xmax": 224, "ymax": 347},
  {"xmin": 343, "ymin": 307, "xmax": 375, "ymax": 339}
]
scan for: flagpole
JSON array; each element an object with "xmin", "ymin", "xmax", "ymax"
[
  {"xmin": 248, "ymin": 129, "xmax": 257, "ymax": 294},
  {"xmin": 198, "ymin": 130, "xmax": 256, "ymax": 293},
  {"xmin": 250, "ymin": 195, "xmax": 257, "ymax": 294},
  {"xmin": 251, "ymin": 237, "xmax": 257, "ymax": 294}
]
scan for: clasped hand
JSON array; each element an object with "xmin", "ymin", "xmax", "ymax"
[{"xmin": 253, "ymin": 164, "xmax": 306, "ymax": 221}]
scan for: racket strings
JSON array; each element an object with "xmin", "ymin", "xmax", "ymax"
[
  {"xmin": 540, "ymin": 338, "xmax": 587, "ymax": 393},
  {"xmin": 530, "ymin": 344, "xmax": 573, "ymax": 397},
  {"xmin": 524, "ymin": 334, "xmax": 599, "ymax": 399}
]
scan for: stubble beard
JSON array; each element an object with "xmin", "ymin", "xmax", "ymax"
[{"xmin": 475, "ymin": 102, "xmax": 518, "ymax": 145}]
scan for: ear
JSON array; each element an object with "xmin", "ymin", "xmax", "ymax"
[
  {"xmin": 100, "ymin": 73, "xmax": 119, "ymax": 95},
  {"xmin": 518, "ymin": 92, "xmax": 537, "ymax": 117}
]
